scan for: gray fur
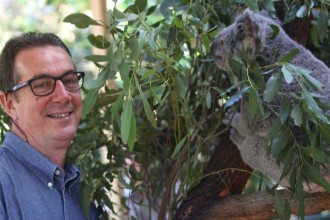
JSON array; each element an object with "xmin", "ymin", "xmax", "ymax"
[{"xmin": 211, "ymin": 9, "xmax": 330, "ymax": 192}]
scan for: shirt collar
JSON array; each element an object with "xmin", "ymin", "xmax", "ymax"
[{"xmin": 2, "ymin": 132, "xmax": 80, "ymax": 188}]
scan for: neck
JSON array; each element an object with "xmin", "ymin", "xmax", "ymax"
[{"xmin": 11, "ymin": 125, "xmax": 68, "ymax": 168}]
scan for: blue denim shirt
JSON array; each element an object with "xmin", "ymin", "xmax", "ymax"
[{"xmin": 0, "ymin": 132, "xmax": 97, "ymax": 220}]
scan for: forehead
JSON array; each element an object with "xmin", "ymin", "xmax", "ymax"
[{"xmin": 14, "ymin": 45, "xmax": 74, "ymax": 80}]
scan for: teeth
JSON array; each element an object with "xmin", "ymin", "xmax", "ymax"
[{"xmin": 49, "ymin": 113, "xmax": 69, "ymax": 118}]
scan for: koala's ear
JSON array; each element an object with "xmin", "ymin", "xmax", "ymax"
[{"xmin": 235, "ymin": 10, "xmax": 260, "ymax": 41}]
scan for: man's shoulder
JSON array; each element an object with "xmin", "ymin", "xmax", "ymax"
[{"xmin": 0, "ymin": 146, "xmax": 17, "ymax": 179}]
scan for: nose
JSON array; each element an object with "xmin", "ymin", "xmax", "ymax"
[{"xmin": 51, "ymin": 80, "xmax": 71, "ymax": 103}]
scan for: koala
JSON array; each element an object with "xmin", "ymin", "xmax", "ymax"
[{"xmin": 211, "ymin": 9, "xmax": 330, "ymax": 192}]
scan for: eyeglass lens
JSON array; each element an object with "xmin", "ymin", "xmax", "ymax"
[{"xmin": 30, "ymin": 72, "xmax": 83, "ymax": 96}]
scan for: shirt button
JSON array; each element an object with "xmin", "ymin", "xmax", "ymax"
[
  {"xmin": 48, "ymin": 182, "xmax": 53, "ymax": 188},
  {"xmin": 55, "ymin": 169, "xmax": 61, "ymax": 176}
]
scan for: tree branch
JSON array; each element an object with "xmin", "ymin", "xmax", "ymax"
[{"xmin": 194, "ymin": 190, "xmax": 330, "ymax": 220}]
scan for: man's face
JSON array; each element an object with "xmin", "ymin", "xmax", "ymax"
[{"xmin": 8, "ymin": 45, "xmax": 82, "ymax": 151}]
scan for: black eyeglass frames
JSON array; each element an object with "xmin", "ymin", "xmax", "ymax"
[{"xmin": 5, "ymin": 71, "xmax": 85, "ymax": 97}]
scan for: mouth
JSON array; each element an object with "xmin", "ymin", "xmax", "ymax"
[{"xmin": 47, "ymin": 112, "xmax": 71, "ymax": 118}]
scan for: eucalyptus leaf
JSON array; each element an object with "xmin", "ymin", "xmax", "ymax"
[
  {"xmin": 224, "ymin": 85, "xmax": 249, "ymax": 109},
  {"xmin": 63, "ymin": 13, "xmax": 101, "ymax": 29},
  {"xmin": 301, "ymin": 86, "xmax": 329, "ymax": 124},
  {"xmin": 279, "ymin": 48, "xmax": 299, "ymax": 63},
  {"xmin": 84, "ymin": 55, "xmax": 108, "ymax": 62},
  {"xmin": 124, "ymin": 0, "xmax": 147, "ymax": 14},
  {"xmin": 303, "ymin": 162, "xmax": 330, "ymax": 191},
  {"xmin": 248, "ymin": 87, "xmax": 263, "ymax": 119},
  {"xmin": 264, "ymin": 72, "xmax": 281, "ymax": 103},
  {"xmin": 290, "ymin": 103, "xmax": 303, "ymax": 126},
  {"xmin": 86, "ymin": 68, "xmax": 108, "ymax": 89},
  {"xmin": 206, "ymin": 91, "xmax": 212, "ymax": 109},
  {"xmin": 128, "ymin": 113, "xmax": 137, "ymax": 151},
  {"xmin": 317, "ymin": 10, "xmax": 329, "ymax": 42},
  {"xmin": 171, "ymin": 137, "xmax": 187, "ymax": 159},
  {"xmin": 87, "ymin": 34, "xmax": 110, "ymax": 49},
  {"xmin": 279, "ymin": 97, "xmax": 290, "ymax": 124},
  {"xmin": 134, "ymin": 75, "xmax": 156, "ymax": 127},
  {"xmin": 82, "ymin": 89, "xmax": 99, "ymax": 119},
  {"xmin": 270, "ymin": 129, "xmax": 289, "ymax": 158},
  {"xmin": 269, "ymin": 24, "xmax": 280, "ymax": 40},
  {"xmin": 301, "ymin": 147, "xmax": 330, "ymax": 163},
  {"xmin": 281, "ymin": 66, "xmax": 294, "ymax": 84},
  {"xmin": 268, "ymin": 118, "xmax": 282, "ymax": 141},
  {"xmin": 121, "ymin": 97, "xmax": 133, "ymax": 144}
]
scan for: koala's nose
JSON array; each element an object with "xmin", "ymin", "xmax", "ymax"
[{"xmin": 210, "ymin": 40, "xmax": 223, "ymax": 61}]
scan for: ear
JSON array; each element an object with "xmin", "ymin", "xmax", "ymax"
[
  {"xmin": 235, "ymin": 10, "xmax": 259, "ymax": 39},
  {"xmin": 0, "ymin": 92, "xmax": 18, "ymax": 121},
  {"xmin": 235, "ymin": 10, "xmax": 262, "ymax": 56}
]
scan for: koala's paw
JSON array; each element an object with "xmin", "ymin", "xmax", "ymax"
[
  {"xmin": 229, "ymin": 127, "xmax": 245, "ymax": 148},
  {"xmin": 223, "ymin": 110, "xmax": 249, "ymax": 134},
  {"xmin": 223, "ymin": 111, "xmax": 247, "ymax": 149}
]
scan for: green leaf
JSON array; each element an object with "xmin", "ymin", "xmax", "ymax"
[
  {"xmin": 224, "ymin": 85, "xmax": 249, "ymax": 109},
  {"xmin": 206, "ymin": 91, "xmax": 211, "ymax": 109},
  {"xmin": 171, "ymin": 137, "xmax": 187, "ymax": 159},
  {"xmin": 129, "ymin": 36, "xmax": 139, "ymax": 61},
  {"xmin": 320, "ymin": 125, "xmax": 330, "ymax": 142},
  {"xmin": 264, "ymin": 72, "xmax": 281, "ymax": 103},
  {"xmin": 275, "ymin": 191, "xmax": 291, "ymax": 220},
  {"xmin": 119, "ymin": 60, "xmax": 130, "ymax": 92},
  {"xmin": 125, "ymin": 0, "xmax": 147, "ymax": 14},
  {"xmin": 84, "ymin": 55, "xmax": 108, "ymax": 62},
  {"xmin": 303, "ymin": 162, "xmax": 330, "ymax": 191},
  {"xmin": 301, "ymin": 147, "xmax": 330, "ymax": 163},
  {"xmin": 121, "ymin": 97, "xmax": 133, "ymax": 144},
  {"xmin": 290, "ymin": 103, "xmax": 303, "ymax": 126},
  {"xmin": 127, "ymin": 113, "xmax": 136, "ymax": 151},
  {"xmin": 281, "ymin": 66, "xmax": 294, "ymax": 84},
  {"xmin": 134, "ymin": 75, "xmax": 156, "ymax": 127},
  {"xmin": 296, "ymin": 172, "xmax": 305, "ymax": 219},
  {"xmin": 63, "ymin": 13, "xmax": 100, "ymax": 29},
  {"xmin": 248, "ymin": 86, "xmax": 263, "ymax": 119},
  {"xmin": 270, "ymin": 129, "xmax": 289, "ymax": 158},
  {"xmin": 82, "ymin": 89, "xmax": 99, "ymax": 119},
  {"xmin": 296, "ymin": 4, "xmax": 307, "ymax": 18},
  {"xmin": 87, "ymin": 34, "xmax": 110, "ymax": 49},
  {"xmin": 301, "ymin": 86, "xmax": 329, "ymax": 124},
  {"xmin": 269, "ymin": 24, "xmax": 280, "ymax": 40},
  {"xmin": 280, "ymin": 147, "xmax": 293, "ymax": 180},
  {"xmin": 279, "ymin": 48, "xmax": 299, "ymax": 63},
  {"xmin": 299, "ymin": 67, "xmax": 323, "ymax": 91},
  {"xmin": 111, "ymin": 94, "xmax": 124, "ymax": 119},
  {"xmin": 151, "ymin": 84, "xmax": 166, "ymax": 106},
  {"xmin": 279, "ymin": 97, "xmax": 290, "ymax": 124},
  {"xmin": 317, "ymin": 10, "xmax": 329, "ymax": 42},
  {"xmin": 80, "ymin": 181, "xmax": 93, "ymax": 219},
  {"xmin": 86, "ymin": 68, "xmax": 108, "ymax": 89},
  {"xmin": 269, "ymin": 118, "xmax": 282, "ymax": 141}
]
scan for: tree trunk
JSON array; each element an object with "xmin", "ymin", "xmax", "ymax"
[
  {"xmin": 173, "ymin": 131, "xmax": 253, "ymax": 219},
  {"xmin": 193, "ymin": 191, "xmax": 330, "ymax": 220}
]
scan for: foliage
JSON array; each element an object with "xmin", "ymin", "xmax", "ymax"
[
  {"xmin": 63, "ymin": 0, "xmax": 330, "ymax": 219},
  {"xmin": 0, "ymin": 0, "xmax": 329, "ymax": 219}
]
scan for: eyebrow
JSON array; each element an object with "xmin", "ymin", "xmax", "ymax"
[{"xmin": 29, "ymin": 69, "xmax": 77, "ymax": 80}]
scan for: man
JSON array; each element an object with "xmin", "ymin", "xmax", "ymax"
[{"xmin": 0, "ymin": 32, "xmax": 97, "ymax": 219}]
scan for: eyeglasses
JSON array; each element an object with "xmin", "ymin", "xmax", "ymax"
[{"xmin": 6, "ymin": 71, "xmax": 85, "ymax": 96}]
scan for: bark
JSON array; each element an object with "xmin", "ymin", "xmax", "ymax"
[
  {"xmin": 194, "ymin": 191, "xmax": 330, "ymax": 220},
  {"xmin": 173, "ymin": 132, "xmax": 253, "ymax": 220}
]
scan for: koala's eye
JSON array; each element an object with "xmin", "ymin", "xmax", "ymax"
[{"xmin": 237, "ymin": 23, "xmax": 243, "ymax": 31}]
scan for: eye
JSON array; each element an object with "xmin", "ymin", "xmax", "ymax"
[
  {"xmin": 31, "ymin": 78, "xmax": 52, "ymax": 89},
  {"xmin": 62, "ymin": 73, "xmax": 79, "ymax": 84}
]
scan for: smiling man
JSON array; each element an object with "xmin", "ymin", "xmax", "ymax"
[{"xmin": 0, "ymin": 32, "xmax": 97, "ymax": 220}]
